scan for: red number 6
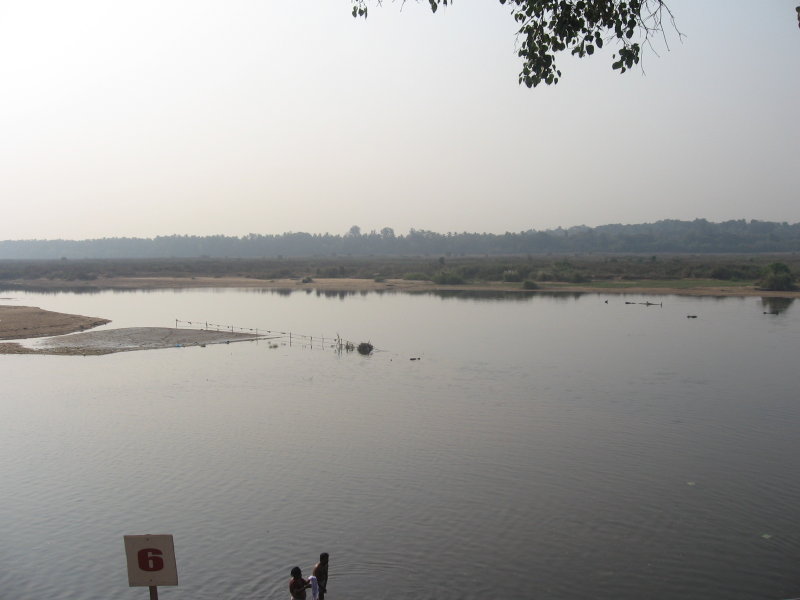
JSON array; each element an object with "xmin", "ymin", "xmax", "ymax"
[{"xmin": 138, "ymin": 548, "xmax": 164, "ymax": 572}]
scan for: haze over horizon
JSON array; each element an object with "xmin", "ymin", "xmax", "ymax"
[{"xmin": 1, "ymin": 1, "xmax": 798, "ymax": 241}]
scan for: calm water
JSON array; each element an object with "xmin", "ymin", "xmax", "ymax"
[{"xmin": 1, "ymin": 289, "xmax": 799, "ymax": 600}]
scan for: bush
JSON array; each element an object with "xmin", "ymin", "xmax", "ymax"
[
  {"xmin": 710, "ymin": 266, "xmax": 734, "ymax": 280},
  {"xmin": 522, "ymin": 280, "xmax": 539, "ymax": 290},
  {"xmin": 759, "ymin": 262, "xmax": 796, "ymax": 291},
  {"xmin": 568, "ymin": 272, "xmax": 590, "ymax": 283},
  {"xmin": 402, "ymin": 272, "xmax": 431, "ymax": 281},
  {"xmin": 432, "ymin": 270, "xmax": 466, "ymax": 285}
]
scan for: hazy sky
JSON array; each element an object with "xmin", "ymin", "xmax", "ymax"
[{"xmin": 0, "ymin": 0, "xmax": 798, "ymax": 240}]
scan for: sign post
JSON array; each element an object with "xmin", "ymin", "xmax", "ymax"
[{"xmin": 124, "ymin": 534, "xmax": 178, "ymax": 600}]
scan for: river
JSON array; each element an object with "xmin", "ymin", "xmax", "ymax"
[{"xmin": 0, "ymin": 288, "xmax": 798, "ymax": 600}]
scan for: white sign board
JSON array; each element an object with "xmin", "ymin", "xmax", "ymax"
[{"xmin": 124, "ymin": 535, "xmax": 178, "ymax": 587}]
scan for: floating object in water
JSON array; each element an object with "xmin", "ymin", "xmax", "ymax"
[
  {"xmin": 357, "ymin": 342, "xmax": 373, "ymax": 355},
  {"xmin": 687, "ymin": 315, "xmax": 698, "ymax": 319},
  {"xmin": 410, "ymin": 357, "xmax": 421, "ymax": 361}
]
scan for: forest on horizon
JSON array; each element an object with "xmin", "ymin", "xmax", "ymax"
[{"xmin": 3, "ymin": 219, "xmax": 800, "ymax": 260}]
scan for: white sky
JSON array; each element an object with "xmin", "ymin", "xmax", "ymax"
[{"xmin": 0, "ymin": 0, "xmax": 798, "ymax": 240}]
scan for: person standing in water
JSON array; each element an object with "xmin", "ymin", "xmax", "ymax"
[
  {"xmin": 312, "ymin": 553, "xmax": 329, "ymax": 600},
  {"xmin": 289, "ymin": 566, "xmax": 310, "ymax": 600}
]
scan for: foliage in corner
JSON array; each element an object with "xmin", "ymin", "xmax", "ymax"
[{"xmin": 351, "ymin": 0, "xmax": 682, "ymax": 87}]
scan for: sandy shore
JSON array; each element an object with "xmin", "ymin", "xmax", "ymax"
[
  {"xmin": 2, "ymin": 275, "xmax": 798, "ymax": 297},
  {"xmin": 0, "ymin": 305, "xmax": 266, "ymax": 355},
  {"xmin": 0, "ymin": 319, "xmax": 266, "ymax": 355},
  {"xmin": 13, "ymin": 327, "xmax": 266, "ymax": 355},
  {"xmin": 0, "ymin": 305, "xmax": 110, "ymax": 340}
]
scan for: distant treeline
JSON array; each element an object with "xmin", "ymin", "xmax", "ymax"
[{"xmin": 3, "ymin": 219, "xmax": 800, "ymax": 259}]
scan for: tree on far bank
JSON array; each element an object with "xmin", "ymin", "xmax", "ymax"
[
  {"xmin": 759, "ymin": 262, "xmax": 797, "ymax": 291},
  {"xmin": 352, "ymin": 1, "xmax": 800, "ymax": 87}
]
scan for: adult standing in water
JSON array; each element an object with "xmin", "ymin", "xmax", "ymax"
[
  {"xmin": 289, "ymin": 566, "xmax": 310, "ymax": 600},
  {"xmin": 312, "ymin": 553, "xmax": 329, "ymax": 600}
]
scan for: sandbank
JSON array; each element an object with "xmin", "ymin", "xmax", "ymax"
[
  {"xmin": 0, "ymin": 305, "xmax": 266, "ymax": 355},
  {"xmin": 0, "ymin": 305, "xmax": 110, "ymax": 340},
  {"xmin": 0, "ymin": 324, "xmax": 265, "ymax": 355}
]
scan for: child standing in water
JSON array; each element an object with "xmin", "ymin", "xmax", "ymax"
[{"xmin": 289, "ymin": 566, "xmax": 310, "ymax": 600}]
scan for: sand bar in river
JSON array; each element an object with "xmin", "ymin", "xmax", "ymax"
[
  {"xmin": 0, "ymin": 305, "xmax": 265, "ymax": 355},
  {"xmin": 0, "ymin": 305, "xmax": 110, "ymax": 340},
  {"xmin": 26, "ymin": 327, "xmax": 264, "ymax": 355}
]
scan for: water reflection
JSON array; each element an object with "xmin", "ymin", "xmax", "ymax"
[
  {"xmin": 0, "ymin": 284, "xmax": 211, "ymax": 295},
  {"xmin": 760, "ymin": 296, "xmax": 794, "ymax": 314},
  {"xmin": 316, "ymin": 289, "xmax": 362, "ymax": 300},
  {"xmin": 0, "ymin": 283, "xmax": 118, "ymax": 294},
  {"xmin": 2, "ymin": 283, "xmax": 798, "ymax": 315}
]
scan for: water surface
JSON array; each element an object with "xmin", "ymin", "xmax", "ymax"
[{"xmin": 1, "ymin": 289, "xmax": 798, "ymax": 600}]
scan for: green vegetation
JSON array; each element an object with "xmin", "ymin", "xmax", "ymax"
[
  {"xmin": 431, "ymin": 270, "xmax": 467, "ymax": 285},
  {"xmin": 1, "ymin": 254, "xmax": 798, "ymax": 291},
  {"xmin": 352, "ymin": 0, "xmax": 678, "ymax": 87},
  {"xmin": 353, "ymin": 2, "xmax": 800, "ymax": 88},
  {"xmin": 758, "ymin": 262, "xmax": 797, "ymax": 291},
  {"xmin": 402, "ymin": 272, "xmax": 432, "ymax": 281}
]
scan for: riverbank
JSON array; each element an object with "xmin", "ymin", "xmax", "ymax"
[
  {"xmin": 0, "ymin": 304, "xmax": 267, "ymax": 354},
  {"xmin": 2, "ymin": 276, "xmax": 798, "ymax": 297},
  {"xmin": 0, "ymin": 326, "xmax": 265, "ymax": 355},
  {"xmin": 0, "ymin": 305, "xmax": 110, "ymax": 340}
]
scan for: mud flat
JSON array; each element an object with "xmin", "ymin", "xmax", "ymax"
[
  {"xmin": 0, "ymin": 305, "xmax": 110, "ymax": 340},
  {"xmin": 0, "ymin": 305, "xmax": 267, "ymax": 355},
  {"xmin": 2, "ymin": 327, "xmax": 265, "ymax": 356}
]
